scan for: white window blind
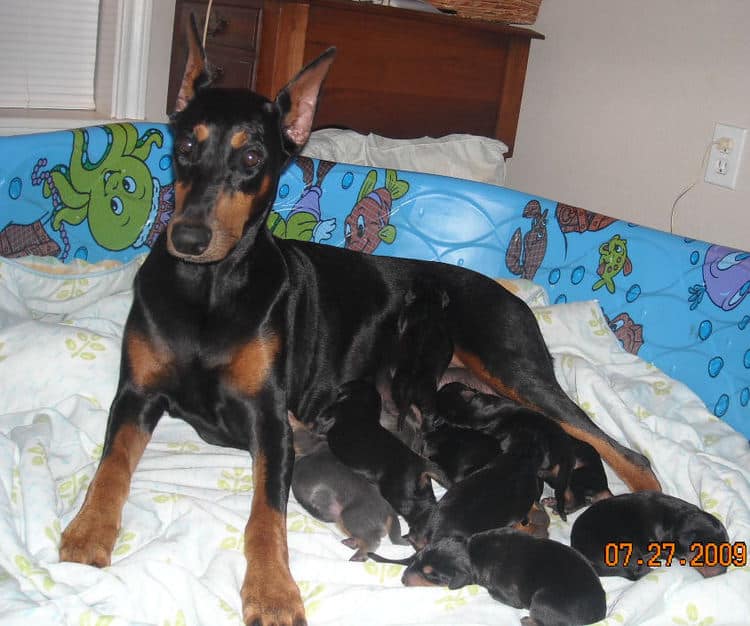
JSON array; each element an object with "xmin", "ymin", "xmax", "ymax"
[{"xmin": 0, "ymin": 0, "xmax": 101, "ymax": 110}]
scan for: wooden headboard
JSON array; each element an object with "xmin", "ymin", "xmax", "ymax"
[{"xmin": 168, "ymin": 0, "xmax": 544, "ymax": 157}]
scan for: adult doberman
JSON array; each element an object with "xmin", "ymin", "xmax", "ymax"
[{"xmin": 59, "ymin": 18, "xmax": 660, "ymax": 626}]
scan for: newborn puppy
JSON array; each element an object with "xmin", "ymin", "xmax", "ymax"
[
  {"xmin": 571, "ymin": 491, "xmax": 730, "ymax": 580},
  {"xmin": 469, "ymin": 528, "xmax": 606, "ymax": 626},
  {"xmin": 420, "ymin": 423, "xmax": 500, "ymax": 484},
  {"xmin": 410, "ymin": 424, "xmax": 550, "ymax": 548},
  {"xmin": 391, "ymin": 281, "xmax": 453, "ymax": 431},
  {"xmin": 317, "ymin": 380, "xmax": 446, "ymax": 537},
  {"xmin": 435, "ymin": 381, "xmax": 521, "ymax": 435},
  {"xmin": 289, "ymin": 414, "xmax": 407, "ymax": 561},
  {"xmin": 542, "ymin": 438, "xmax": 612, "ymax": 514}
]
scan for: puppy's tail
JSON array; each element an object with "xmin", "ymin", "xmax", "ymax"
[{"xmin": 367, "ymin": 551, "xmax": 416, "ymax": 565}]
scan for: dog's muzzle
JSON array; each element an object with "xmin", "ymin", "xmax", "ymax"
[{"xmin": 170, "ymin": 222, "xmax": 212, "ymax": 257}]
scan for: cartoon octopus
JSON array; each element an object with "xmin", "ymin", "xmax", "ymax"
[{"xmin": 43, "ymin": 123, "xmax": 164, "ymax": 251}]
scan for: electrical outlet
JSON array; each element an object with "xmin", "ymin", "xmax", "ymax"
[{"xmin": 704, "ymin": 123, "xmax": 747, "ymax": 190}]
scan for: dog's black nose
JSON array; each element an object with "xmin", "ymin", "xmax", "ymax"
[{"xmin": 170, "ymin": 223, "xmax": 212, "ymax": 256}]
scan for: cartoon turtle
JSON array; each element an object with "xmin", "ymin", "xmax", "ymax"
[
  {"xmin": 505, "ymin": 200, "xmax": 548, "ymax": 280},
  {"xmin": 344, "ymin": 169, "xmax": 408, "ymax": 254},
  {"xmin": 42, "ymin": 123, "xmax": 164, "ymax": 251},
  {"xmin": 267, "ymin": 157, "xmax": 337, "ymax": 242},
  {"xmin": 593, "ymin": 234, "xmax": 632, "ymax": 294}
]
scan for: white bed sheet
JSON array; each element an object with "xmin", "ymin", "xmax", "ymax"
[{"xmin": 0, "ymin": 256, "xmax": 748, "ymax": 626}]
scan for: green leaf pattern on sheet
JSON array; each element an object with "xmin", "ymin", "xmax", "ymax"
[
  {"xmin": 588, "ymin": 307, "xmax": 609, "ymax": 336},
  {"xmin": 45, "ymin": 519, "xmax": 61, "ymax": 547},
  {"xmin": 651, "ymin": 379, "xmax": 673, "ymax": 396},
  {"xmin": 153, "ymin": 492, "xmax": 184, "ymax": 504},
  {"xmin": 79, "ymin": 611, "xmax": 115, "ymax": 626},
  {"xmin": 15, "ymin": 554, "xmax": 54, "ymax": 590},
  {"xmin": 163, "ymin": 610, "xmax": 186, "ymax": 626},
  {"xmin": 218, "ymin": 598, "xmax": 243, "ymax": 625},
  {"xmin": 59, "ymin": 471, "xmax": 90, "ymax": 507},
  {"xmin": 288, "ymin": 512, "xmax": 328, "ymax": 533},
  {"xmin": 55, "ymin": 277, "xmax": 91, "ymax": 300},
  {"xmin": 672, "ymin": 602, "xmax": 715, "ymax": 625},
  {"xmin": 29, "ymin": 444, "xmax": 47, "ymax": 466},
  {"xmin": 218, "ymin": 467, "xmax": 253, "ymax": 494},
  {"xmin": 435, "ymin": 584, "xmax": 481, "ymax": 611},
  {"xmin": 533, "ymin": 310, "xmax": 553, "ymax": 325},
  {"xmin": 65, "ymin": 331, "xmax": 106, "ymax": 360},
  {"xmin": 363, "ymin": 561, "xmax": 403, "ymax": 583},
  {"xmin": 10, "ymin": 468, "xmax": 20, "ymax": 505},
  {"xmin": 298, "ymin": 581, "xmax": 325, "ymax": 617},
  {"xmin": 699, "ymin": 492, "xmax": 723, "ymax": 523},
  {"xmin": 219, "ymin": 524, "xmax": 243, "ymax": 551},
  {"xmin": 167, "ymin": 441, "xmax": 200, "ymax": 453},
  {"xmin": 0, "ymin": 341, "xmax": 7, "ymax": 362},
  {"xmin": 113, "ymin": 529, "xmax": 136, "ymax": 557}
]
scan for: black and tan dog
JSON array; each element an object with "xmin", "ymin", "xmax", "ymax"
[
  {"xmin": 571, "ymin": 491, "xmax": 729, "ymax": 579},
  {"xmin": 58, "ymin": 17, "xmax": 660, "ymax": 626}
]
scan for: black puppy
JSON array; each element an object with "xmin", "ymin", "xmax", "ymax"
[
  {"xmin": 408, "ymin": 423, "xmax": 551, "ymax": 548},
  {"xmin": 435, "ymin": 382, "xmax": 574, "ymax": 519},
  {"xmin": 289, "ymin": 414, "xmax": 407, "ymax": 561},
  {"xmin": 469, "ymin": 528, "xmax": 607, "ymax": 626},
  {"xmin": 420, "ymin": 422, "xmax": 500, "ymax": 484},
  {"xmin": 391, "ymin": 281, "xmax": 453, "ymax": 431},
  {"xmin": 542, "ymin": 438, "xmax": 612, "ymax": 514},
  {"xmin": 571, "ymin": 491, "xmax": 730, "ymax": 579},
  {"xmin": 317, "ymin": 380, "xmax": 446, "ymax": 537}
]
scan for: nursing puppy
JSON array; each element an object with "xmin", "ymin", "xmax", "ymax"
[
  {"xmin": 571, "ymin": 491, "xmax": 730, "ymax": 579},
  {"xmin": 317, "ymin": 380, "xmax": 446, "ymax": 537},
  {"xmin": 391, "ymin": 281, "xmax": 453, "ymax": 432},
  {"xmin": 420, "ymin": 422, "xmax": 500, "ymax": 484},
  {"xmin": 289, "ymin": 414, "xmax": 407, "ymax": 561}
]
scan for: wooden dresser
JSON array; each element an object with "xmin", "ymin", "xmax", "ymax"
[{"xmin": 167, "ymin": 0, "xmax": 543, "ymax": 156}]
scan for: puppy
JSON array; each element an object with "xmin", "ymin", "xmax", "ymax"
[
  {"xmin": 289, "ymin": 414, "xmax": 407, "ymax": 561},
  {"xmin": 571, "ymin": 491, "xmax": 730, "ymax": 579},
  {"xmin": 469, "ymin": 528, "xmax": 607, "ymax": 626},
  {"xmin": 420, "ymin": 422, "xmax": 500, "ymax": 484},
  {"xmin": 391, "ymin": 281, "xmax": 453, "ymax": 431},
  {"xmin": 317, "ymin": 380, "xmax": 446, "ymax": 536},
  {"xmin": 542, "ymin": 438, "xmax": 612, "ymax": 514},
  {"xmin": 410, "ymin": 425, "xmax": 551, "ymax": 548}
]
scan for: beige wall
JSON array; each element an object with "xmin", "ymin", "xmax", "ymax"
[{"xmin": 506, "ymin": 0, "xmax": 750, "ymax": 251}]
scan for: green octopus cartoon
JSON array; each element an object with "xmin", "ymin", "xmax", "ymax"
[{"xmin": 43, "ymin": 123, "xmax": 164, "ymax": 251}]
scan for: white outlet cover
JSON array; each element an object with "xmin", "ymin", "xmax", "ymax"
[{"xmin": 704, "ymin": 123, "xmax": 747, "ymax": 190}]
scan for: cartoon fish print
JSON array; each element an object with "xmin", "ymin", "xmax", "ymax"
[
  {"xmin": 592, "ymin": 234, "xmax": 632, "ymax": 294},
  {"xmin": 506, "ymin": 199, "xmax": 548, "ymax": 280},
  {"xmin": 692, "ymin": 245, "xmax": 750, "ymax": 311},
  {"xmin": 605, "ymin": 311, "xmax": 644, "ymax": 355},
  {"xmin": 41, "ymin": 123, "xmax": 164, "ymax": 251},
  {"xmin": 267, "ymin": 157, "xmax": 337, "ymax": 243},
  {"xmin": 344, "ymin": 169, "xmax": 408, "ymax": 254},
  {"xmin": 555, "ymin": 203, "xmax": 616, "ymax": 234}
]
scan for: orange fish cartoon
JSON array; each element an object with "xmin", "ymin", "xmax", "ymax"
[{"xmin": 344, "ymin": 169, "xmax": 408, "ymax": 253}]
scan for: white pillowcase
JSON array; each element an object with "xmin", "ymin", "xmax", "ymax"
[{"xmin": 301, "ymin": 129, "xmax": 507, "ymax": 185}]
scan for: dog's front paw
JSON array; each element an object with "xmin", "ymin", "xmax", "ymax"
[
  {"xmin": 241, "ymin": 575, "xmax": 306, "ymax": 626},
  {"xmin": 59, "ymin": 510, "xmax": 117, "ymax": 568}
]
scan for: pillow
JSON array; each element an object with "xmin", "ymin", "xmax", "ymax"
[{"xmin": 302, "ymin": 129, "xmax": 507, "ymax": 185}]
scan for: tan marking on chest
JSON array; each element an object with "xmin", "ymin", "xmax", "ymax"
[
  {"xmin": 126, "ymin": 332, "xmax": 173, "ymax": 390},
  {"xmin": 226, "ymin": 333, "xmax": 281, "ymax": 396}
]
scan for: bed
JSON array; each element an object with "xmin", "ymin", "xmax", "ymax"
[{"xmin": 0, "ymin": 123, "xmax": 748, "ymax": 626}]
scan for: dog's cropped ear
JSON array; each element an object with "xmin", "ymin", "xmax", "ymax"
[
  {"xmin": 173, "ymin": 14, "xmax": 212, "ymax": 114},
  {"xmin": 275, "ymin": 48, "xmax": 337, "ymax": 155}
]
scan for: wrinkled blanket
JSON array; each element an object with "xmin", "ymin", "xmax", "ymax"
[{"xmin": 0, "ymin": 256, "xmax": 748, "ymax": 626}]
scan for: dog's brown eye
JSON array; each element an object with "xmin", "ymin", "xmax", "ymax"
[
  {"xmin": 243, "ymin": 149, "xmax": 263, "ymax": 169},
  {"xmin": 176, "ymin": 137, "xmax": 194, "ymax": 156}
]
